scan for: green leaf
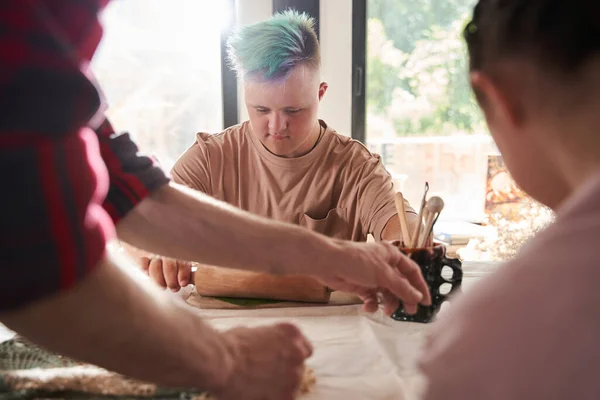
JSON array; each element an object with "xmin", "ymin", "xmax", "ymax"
[{"xmin": 213, "ymin": 297, "xmax": 282, "ymax": 307}]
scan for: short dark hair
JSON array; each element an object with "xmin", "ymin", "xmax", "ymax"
[{"xmin": 464, "ymin": 0, "xmax": 600, "ymax": 74}]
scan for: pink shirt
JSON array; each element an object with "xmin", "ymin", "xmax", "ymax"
[{"xmin": 419, "ymin": 171, "xmax": 600, "ymax": 399}]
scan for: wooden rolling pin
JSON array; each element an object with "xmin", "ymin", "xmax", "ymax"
[{"xmin": 191, "ymin": 264, "xmax": 332, "ymax": 303}]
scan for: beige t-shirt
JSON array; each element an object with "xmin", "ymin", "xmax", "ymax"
[{"xmin": 171, "ymin": 120, "xmax": 409, "ymax": 241}]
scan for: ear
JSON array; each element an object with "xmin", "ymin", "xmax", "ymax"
[
  {"xmin": 318, "ymin": 82, "xmax": 328, "ymax": 101},
  {"xmin": 470, "ymin": 71, "xmax": 523, "ymax": 129}
]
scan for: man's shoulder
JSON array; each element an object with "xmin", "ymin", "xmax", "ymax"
[
  {"xmin": 326, "ymin": 126, "xmax": 383, "ymax": 166},
  {"xmin": 194, "ymin": 121, "xmax": 249, "ymax": 150}
]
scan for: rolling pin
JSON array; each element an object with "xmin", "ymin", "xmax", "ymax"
[{"xmin": 191, "ymin": 264, "xmax": 331, "ymax": 303}]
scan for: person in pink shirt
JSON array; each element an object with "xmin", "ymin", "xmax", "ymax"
[{"xmin": 419, "ymin": 0, "xmax": 600, "ymax": 398}]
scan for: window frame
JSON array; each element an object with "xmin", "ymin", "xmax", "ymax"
[
  {"xmin": 221, "ymin": 0, "xmax": 239, "ymax": 128},
  {"xmin": 351, "ymin": 0, "xmax": 367, "ymax": 142}
]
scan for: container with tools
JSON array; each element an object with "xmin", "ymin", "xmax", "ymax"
[{"xmin": 392, "ymin": 183, "xmax": 463, "ymax": 323}]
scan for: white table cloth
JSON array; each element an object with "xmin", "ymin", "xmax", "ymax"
[{"xmin": 0, "ymin": 259, "xmax": 499, "ymax": 399}]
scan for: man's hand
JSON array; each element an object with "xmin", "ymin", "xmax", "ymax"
[
  {"xmin": 309, "ymin": 241, "xmax": 432, "ymax": 316},
  {"xmin": 213, "ymin": 323, "xmax": 312, "ymax": 400},
  {"xmin": 119, "ymin": 241, "xmax": 193, "ymax": 292},
  {"xmin": 139, "ymin": 256, "xmax": 193, "ymax": 292}
]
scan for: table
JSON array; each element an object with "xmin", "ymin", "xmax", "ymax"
[
  {"xmin": 0, "ymin": 261, "xmax": 500, "ymax": 399},
  {"xmin": 180, "ymin": 261, "xmax": 498, "ymax": 399}
]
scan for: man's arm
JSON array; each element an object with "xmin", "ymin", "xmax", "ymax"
[
  {"xmin": 381, "ymin": 211, "xmax": 420, "ymax": 243},
  {"xmin": 1, "ymin": 250, "xmax": 316, "ymax": 399},
  {"xmin": 0, "ymin": 253, "xmax": 230, "ymax": 392},
  {"xmin": 117, "ymin": 181, "xmax": 343, "ymax": 275},
  {"xmin": 116, "ymin": 177, "xmax": 348, "ymax": 290},
  {"xmin": 354, "ymin": 156, "xmax": 420, "ymax": 243}
]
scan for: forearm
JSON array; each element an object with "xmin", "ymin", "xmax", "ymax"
[
  {"xmin": 117, "ymin": 182, "xmax": 336, "ymax": 275},
  {"xmin": 0, "ymin": 251, "xmax": 229, "ymax": 392},
  {"xmin": 382, "ymin": 212, "xmax": 420, "ymax": 242}
]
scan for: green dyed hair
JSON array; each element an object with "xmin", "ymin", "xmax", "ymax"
[{"xmin": 227, "ymin": 9, "xmax": 320, "ymax": 81}]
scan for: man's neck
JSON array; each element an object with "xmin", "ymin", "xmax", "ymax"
[{"xmin": 287, "ymin": 121, "xmax": 323, "ymax": 158}]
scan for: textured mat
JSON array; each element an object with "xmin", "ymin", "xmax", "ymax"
[{"xmin": 0, "ymin": 337, "xmax": 208, "ymax": 399}]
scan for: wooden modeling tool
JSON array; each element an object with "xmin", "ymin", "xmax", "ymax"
[
  {"xmin": 419, "ymin": 196, "xmax": 445, "ymax": 248},
  {"xmin": 409, "ymin": 182, "xmax": 429, "ymax": 248},
  {"xmin": 394, "ymin": 192, "xmax": 412, "ymax": 247}
]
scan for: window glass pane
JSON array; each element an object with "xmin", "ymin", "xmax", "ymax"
[
  {"xmin": 365, "ymin": 0, "xmax": 555, "ymax": 262},
  {"xmin": 92, "ymin": 0, "xmax": 228, "ymax": 170}
]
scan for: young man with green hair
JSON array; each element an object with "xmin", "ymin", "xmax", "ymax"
[{"xmin": 137, "ymin": 10, "xmax": 420, "ymax": 291}]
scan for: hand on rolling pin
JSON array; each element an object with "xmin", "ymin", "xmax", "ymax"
[
  {"xmin": 139, "ymin": 255, "xmax": 193, "ymax": 292},
  {"xmin": 120, "ymin": 241, "xmax": 194, "ymax": 291},
  {"xmin": 215, "ymin": 323, "xmax": 312, "ymax": 400}
]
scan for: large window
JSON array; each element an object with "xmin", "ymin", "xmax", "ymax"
[
  {"xmin": 92, "ymin": 0, "xmax": 231, "ymax": 170},
  {"xmin": 362, "ymin": 0, "xmax": 554, "ymax": 261}
]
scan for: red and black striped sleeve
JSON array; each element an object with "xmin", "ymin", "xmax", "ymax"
[
  {"xmin": 0, "ymin": 0, "xmax": 168, "ymax": 311},
  {"xmin": 94, "ymin": 118, "xmax": 169, "ymax": 223}
]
